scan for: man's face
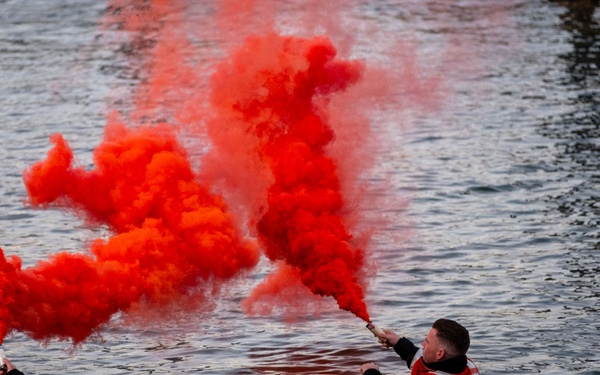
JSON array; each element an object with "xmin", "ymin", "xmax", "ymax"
[{"xmin": 421, "ymin": 328, "xmax": 444, "ymax": 363}]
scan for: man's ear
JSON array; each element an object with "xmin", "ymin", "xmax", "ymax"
[{"xmin": 436, "ymin": 348, "xmax": 446, "ymax": 361}]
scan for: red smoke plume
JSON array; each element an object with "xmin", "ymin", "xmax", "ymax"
[
  {"xmin": 0, "ymin": 123, "xmax": 259, "ymax": 343},
  {"xmin": 207, "ymin": 33, "xmax": 371, "ymax": 322},
  {"xmin": 0, "ymin": 1, "xmax": 379, "ymax": 345}
]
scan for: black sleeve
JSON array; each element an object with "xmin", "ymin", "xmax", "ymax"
[
  {"xmin": 363, "ymin": 369, "xmax": 382, "ymax": 375},
  {"xmin": 7, "ymin": 369, "xmax": 25, "ymax": 375},
  {"xmin": 393, "ymin": 337, "xmax": 420, "ymax": 369}
]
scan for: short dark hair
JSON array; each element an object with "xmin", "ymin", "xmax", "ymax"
[{"xmin": 432, "ymin": 318, "xmax": 470, "ymax": 356}]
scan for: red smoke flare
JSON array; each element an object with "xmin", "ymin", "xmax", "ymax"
[
  {"xmin": 1, "ymin": 123, "xmax": 259, "ymax": 343},
  {"xmin": 208, "ymin": 33, "xmax": 371, "ymax": 322},
  {"xmin": 1, "ymin": 2, "xmax": 379, "ymax": 345}
]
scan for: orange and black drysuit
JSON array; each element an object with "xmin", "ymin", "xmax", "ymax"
[{"xmin": 364, "ymin": 337, "xmax": 480, "ymax": 375}]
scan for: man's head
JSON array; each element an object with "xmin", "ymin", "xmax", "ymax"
[{"xmin": 421, "ymin": 318, "xmax": 471, "ymax": 363}]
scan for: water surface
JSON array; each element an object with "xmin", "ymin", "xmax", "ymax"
[{"xmin": 0, "ymin": 1, "xmax": 599, "ymax": 374}]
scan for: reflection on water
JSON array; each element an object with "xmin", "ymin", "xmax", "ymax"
[
  {"xmin": 536, "ymin": 3, "xmax": 600, "ymax": 372},
  {"xmin": 553, "ymin": 0, "xmax": 600, "ymax": 84},
  {"xmin": 541, "ymin": 0, "xmax": 600, "ymax": 302}
]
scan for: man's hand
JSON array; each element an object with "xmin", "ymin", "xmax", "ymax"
[
  {"xmin": 360, "ymin": 362, "xmax": 379, "ymax": 374},
  {"xmin": 1, "ymin": 358, "xmax": 16, "ymax": 374},
  {"xmin": 378, "ymin": 329, "xmax": 401, "ymax": 348}
]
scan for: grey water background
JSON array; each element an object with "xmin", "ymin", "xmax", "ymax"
[{"xmin": 1, "ymin": 0, "xmax": 599, "ymax": 374}]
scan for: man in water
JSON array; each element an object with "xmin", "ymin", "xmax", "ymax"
[{"xmin": 360, "ymin": 318, "xmax": 480, "ymax": 375}]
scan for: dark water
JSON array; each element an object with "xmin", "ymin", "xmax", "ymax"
[{"xmin": 1, "ymin": 1, "xmax": 599, "ymax": 374}]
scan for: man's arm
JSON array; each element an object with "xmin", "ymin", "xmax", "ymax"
[
  {"xmin": 392, "ymin": 337, "xmax": 420, "ymax": 369},
  {"xmin": 1, "ymin": 358, "xmax": 24, "ymax": 375},
  {"xmin": 360, "ymin": 329, "xmax": 421, "ymax": 374}
]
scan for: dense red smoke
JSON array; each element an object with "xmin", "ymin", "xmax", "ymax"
[
  {"xmin": 0, "ymin": 0, "xmax": 385, "ymax": 345},
  {"xmin": 207, "ymin": 33, "xmax": 370, "ymax": 321},
  {"xmin": 0, "ymin": 123, "xmax": 259, "ymax": 343}
]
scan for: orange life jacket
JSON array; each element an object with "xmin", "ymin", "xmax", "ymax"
[{"xmin": 409, "ymin": 349, "xmax": 480, "ymax": 375}]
